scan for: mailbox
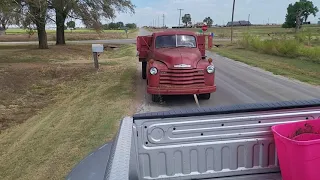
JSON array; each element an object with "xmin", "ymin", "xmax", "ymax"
[{"xmin": 92, "ymin": 44, "xmax": 104, "ymax": 53}]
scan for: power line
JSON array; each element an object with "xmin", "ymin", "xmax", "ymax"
[{"xmin": 178, "ymin": 8, "xmax": 184, "ymax": 27}]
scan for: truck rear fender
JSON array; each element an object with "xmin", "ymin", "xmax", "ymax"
[{"xmin": 197, "ymin": 35, "xmax": 206, "ymax": 57}]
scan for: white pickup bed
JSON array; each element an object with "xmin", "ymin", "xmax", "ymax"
[{"xmin": 71, "ymin": 99, "xmax": 320, "ymax": 180}]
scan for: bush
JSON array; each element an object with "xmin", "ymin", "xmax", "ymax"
[
  {"xmin": 238, "ymin": 33, "xmax": 319, "ymax": 63},
  {"xmin": 299, "ymin": 46, "xmax": 320, "ymax": 63}
]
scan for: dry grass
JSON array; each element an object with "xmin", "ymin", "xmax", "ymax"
[
  {"xmin": 0, "ymin": 29, "xmax": 138, "ymax": 42},
  {"xmin": 0, "ymin": 44, "xmax": 137, "ymax": 180}
]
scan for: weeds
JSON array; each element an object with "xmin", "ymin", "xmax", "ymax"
[{"xmin": 238, "ymin": 33, "xmax": 320, "ymax": 63}]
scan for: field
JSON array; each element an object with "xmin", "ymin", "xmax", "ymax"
[
  {"xmin": 0, "ymin": 28, "xmax": 138, "ymax": 42},
  {"xmin": 208, "ymin": 25, "xmax": 320, "ymax": 86},
  {"xmin": 148, "ymin": 25, "xmax": 320, "ymax": 40},
  {"xmin": 0, "ymin": 44, "xmax": 138, "ymax": 179}
]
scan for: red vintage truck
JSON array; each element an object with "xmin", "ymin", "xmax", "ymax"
[{"xmin": 136, "ymin": 30, "xmax": 216, "ymax": 102}]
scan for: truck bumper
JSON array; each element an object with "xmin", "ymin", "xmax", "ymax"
[{"xmin": 147, "ymin": 85, "xmax": 217, "ymax": 95}]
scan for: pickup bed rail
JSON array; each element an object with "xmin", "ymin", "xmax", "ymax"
[{"xmin": 67, "ymin": 99, "xmax": 320, "ymax": 180}]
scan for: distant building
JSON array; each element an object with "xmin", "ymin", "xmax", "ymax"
[
  {"xmin": 194, "ymin": 22, "xmax": 205, "ymax": 28},
  {"xmin": 318, "ymin": 21, "xmax": 320, "ymax": 25},
  {"xmin": 226, "ymin": 20, "xmax": 251, "ymax": 27}
]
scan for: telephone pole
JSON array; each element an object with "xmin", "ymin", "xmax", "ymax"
[
  {"xmin": 247, "ymin": 14, "xmax": 250, "ymax": 30},
  {"xmin": 178, "ymin": 8, "xmax": 184, "ymax": 27},
  {"xmin": 158, "ymin": 16, "xmax": 160, "ymax": 27},
  {"xmin": 162, "ymin": 14, "xmax": 165, "ymax": 28},
  {"xmin": 231, "ymin": 0, "xmax": 236, "ymax": 43}
]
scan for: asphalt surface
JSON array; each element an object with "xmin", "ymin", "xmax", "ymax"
[{"xmin": 135, "ymin": 28, "xmax": 320, "ymax": 113}]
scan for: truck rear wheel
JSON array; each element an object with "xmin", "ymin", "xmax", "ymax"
[
  {"xmin": 199, "ymin": 93, "xmax": 211, "ymax": 100},
  {"xmin": 142, "ymin": 62, "xmax": 147, "ymax": 79},
  {"xmin": 151, "ymin": 94, "xmax": 161, "ymax": 102}
]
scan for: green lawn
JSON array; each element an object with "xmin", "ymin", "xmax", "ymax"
[{"xmin": 213, "ymin": 47, "xmax": 320, "ymax": 85}]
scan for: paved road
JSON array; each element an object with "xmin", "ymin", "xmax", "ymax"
[{"xmin": 135, "ymin": 28, "xmax": 320, "ymax": 113}]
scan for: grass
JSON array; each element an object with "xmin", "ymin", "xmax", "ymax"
[
  {"xmin": 5, "ymin": 28, "xmax": 135, "ymax": 34},
  {"xmin": 213, "ymin": 47, "xmax": 320, "ymax": 85},
  {"xmin": 0, "ymin": 28, "xmax": 138, "ymax": 42},
  {"xmin": 0, "ymin": 44, "xmax": 138, "ymax": 180},
  {"xmin": 238, "ymin": 33, "xmax": 320, "ymax": 64}
]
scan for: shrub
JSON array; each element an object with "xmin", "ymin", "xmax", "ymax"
[
  {"xmin": 299, "ymin": 46, "xmax": 320, "ymax": 63},
  {"xmin": 238, "ymin": 33, "xmax": 318, "ymax": 63}
]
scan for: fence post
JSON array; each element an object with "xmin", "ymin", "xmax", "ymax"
[{"xmin": 93, "ymin": 52, "xmax": 99, "ymax": 69}]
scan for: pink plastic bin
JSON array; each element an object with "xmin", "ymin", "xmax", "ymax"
[{"xmin": 272, "ymin": 119, "xmax": 320, "ymax": 180}]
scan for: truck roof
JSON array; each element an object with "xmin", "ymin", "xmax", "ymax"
[{"xmin": 152, "ymin": 30, "xmax": 196, "ymax": 36}]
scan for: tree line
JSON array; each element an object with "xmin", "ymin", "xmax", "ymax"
[
  {"xmin": 0, "ymin": 0, "xmax": 135, "ymax": 49},
  {"xmin": 181, "ymin": 14, "xmax": 214, "ymax": 27},
  {"xmin": 102, "ymin": 22, "xmax": 137, "ymax": 30}
]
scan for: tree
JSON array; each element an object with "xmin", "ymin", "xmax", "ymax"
[
  {"xmin": 102, "ymin": 24, "xmax": 108, "ymax": 30},
  {"xmin": 283, "ymin": 0, "xmax": 318, "ymax": 32},
  {"xmin": 302, "ymin": 0, "xmax": 319, "ymax": 22},
  {"xmin": 203, "ymin": 17, "xmax": 213, "ymax": 27},
  {"xmin": 182, "ymin": 14, "xmax": 191, "ymax": 27},
  {"xmin": 51, "ymin": 0, "xmax": 135, "ymax": 45},
  {"xmin": 125, "ymin": 23, "xmax": 136, "ymax": 29},
  {"xmin": 116, "ymin": 21, "xmax": 124, "ymax": 28},
  {"xmin": 19, "ymin": 0, "xmax": 49, "ymax": 49},
  {"xmin": 0, "ymin": 0, "xmax": 20, "ymax": 31},
  {"xmin": 108, "ymin": 22, "xmax": 118, "ymax": 29},
  {"xmin": 66, "ymin": 20, "xmax": 75, "ymax": 32}
]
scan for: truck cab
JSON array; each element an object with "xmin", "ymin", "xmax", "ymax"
[{"xmin": 137, "ymin": 30, "xmax": 216, "ymax": 102}]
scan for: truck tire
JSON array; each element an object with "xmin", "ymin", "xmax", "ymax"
[
  {"xmin": 142, "ymin": 62, "xmax": 147, "ymax": 79},
  {"xmin": 199, "ymin": 93, "xmax": 211, "ymax": 100},
  {"xmin": 152, "ymin": 94, "xmax": 161, "ymax": 102}
]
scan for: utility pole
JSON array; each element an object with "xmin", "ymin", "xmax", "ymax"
[
  {"xmin": 162, "ymin": 14, "xmax": 165, "ymax": 28},
  {"xmin": 231, "ymin": 0, "xmax": 236, "ymax": 43},
  {"xmin": 158, "ymin": 16, "xmax": 160, "ymax": 27},
  {"xmin": 247, "ymin": 14, "xmax": 250, "ymax": 30},
  {"xmin": 178, "ymin": 8, "xmax": 184, "ymax": 27}
]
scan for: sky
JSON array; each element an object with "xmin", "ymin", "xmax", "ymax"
[{"xmin": 112, "ymin": 0, "xmax": 320, "ymax": 27}]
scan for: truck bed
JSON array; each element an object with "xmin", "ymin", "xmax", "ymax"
[{"xmin": 67, "ymin": 99, "xmax": 320, "ymax": 180}]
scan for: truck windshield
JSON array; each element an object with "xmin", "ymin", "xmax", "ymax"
[{"xmin": 155, "ymin": 35, "xmax": 196, "ymax": 48}]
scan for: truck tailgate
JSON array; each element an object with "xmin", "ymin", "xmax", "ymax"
[{"xmin": 133, "ymin": 99, "xmax": 320, "ymax": 180}]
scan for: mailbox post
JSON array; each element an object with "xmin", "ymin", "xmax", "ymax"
[
  {"xmin": 92, "ymin": 44, "xmax": 104, "ymax": 69},
  {"xmin": 124, "ymin": 28, "xmax": 128, "ymax": 38}
]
